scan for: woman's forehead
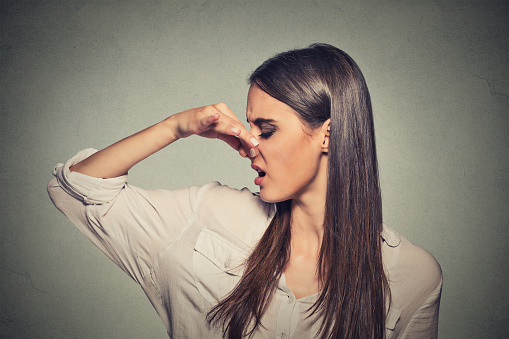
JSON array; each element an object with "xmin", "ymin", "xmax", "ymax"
[{"xmin": 246, "ymin": 86, "xmax": 296, "ymax": 122}]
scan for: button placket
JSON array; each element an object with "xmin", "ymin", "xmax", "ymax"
[{"xmin": 276, "ymin": 292, "xmax": 299, "ymax": 339}]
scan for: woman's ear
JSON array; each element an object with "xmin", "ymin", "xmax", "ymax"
[{"xmin": 321, "ymin": 119, "xmax": 330, "ymax": 153}]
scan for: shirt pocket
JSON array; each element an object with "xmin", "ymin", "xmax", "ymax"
[{"xmin": 193, "ymin": 229, "xmax": 247, "ymax": 304}]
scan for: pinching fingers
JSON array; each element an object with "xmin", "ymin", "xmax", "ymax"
[{"xmin": 236, "ymin": 129, "xmax": 259, "ymax": 158}]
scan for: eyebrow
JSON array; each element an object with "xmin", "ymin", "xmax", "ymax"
[{"xmin": 248, "ymin": 118, "xmax": 277, "ymax": 125}]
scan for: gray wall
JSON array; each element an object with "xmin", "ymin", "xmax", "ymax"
[{"xmin": 1, "ymin": 1, "xmax": 507, "ymax": 338}]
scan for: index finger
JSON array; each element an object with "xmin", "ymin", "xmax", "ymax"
[
  {"xmin": 212, "ymin": 102, "xmax": 244, "ymax": 126},
  {"xmin": 214, "ymin": 103, "xmax": 259, "ymax": 157},
  {"xmin": 236, "ymin": 128, "xmax": 259, "ymax": 158}
]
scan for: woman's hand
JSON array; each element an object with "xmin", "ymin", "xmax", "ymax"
[
  {"xmin": 170, "ymin": 102, "xmax": 259, "ymax": 158},
  {"xmin": 70, "ymin": 103, "xmax": 258, "ymax": 178}
]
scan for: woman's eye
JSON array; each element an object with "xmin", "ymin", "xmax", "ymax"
[{"xmin": 258, "ymin": 130, "xmax": 275, "ymax": 139}]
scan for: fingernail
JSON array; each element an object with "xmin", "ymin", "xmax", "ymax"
[
  {"xmin": 249, "ymin": 148, "xmax": 256, "ymax": 158},
  {"xmin": 231, "ymin": 127, "xmax": 240, "ymax": 134},
  {"xmin": 250, "ymin": 138, "xmax": 259, "ymax": 147}
]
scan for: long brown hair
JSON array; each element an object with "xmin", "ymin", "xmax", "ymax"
[{"xmin": 208, "ymin": 44, "xmax": 389, "ymax": 338}]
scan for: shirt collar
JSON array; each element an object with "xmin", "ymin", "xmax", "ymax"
[{"xmin": 381, "ymin": 223, "xmax": 402, "ymax": 248}]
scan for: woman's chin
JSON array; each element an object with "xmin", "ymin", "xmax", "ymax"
[{"xmin": 258, "ymin": 189, "xmax": 288, "ymax": 203}]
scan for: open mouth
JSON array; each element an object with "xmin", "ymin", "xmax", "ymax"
[{"xmin": 253, "ymin": 165, "xmax": 266, "ymax": 186}]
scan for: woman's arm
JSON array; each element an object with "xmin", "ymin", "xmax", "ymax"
[
  {"xmin": 398, "ymin": 276, "xmax": 442, "ymax": 338},
  {"xmin": 70, "ymin": 103, "xmax": 259, "ymax": 178}
]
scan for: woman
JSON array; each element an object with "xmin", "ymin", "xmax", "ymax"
[{"xmin": 48, "ymin": 44, "xmax": 442, "ymax": 338}]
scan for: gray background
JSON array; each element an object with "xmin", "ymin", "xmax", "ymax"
[{"xmin": 1, "ymin": 0, "xmax": 508, "ymax": 338}]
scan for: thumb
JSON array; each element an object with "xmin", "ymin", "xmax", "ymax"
[{"xmin": 196, "ymin": 113, "xmax": 220, "ymax": 134}]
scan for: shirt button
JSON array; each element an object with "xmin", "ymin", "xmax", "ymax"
[
  {"xmin": 223, "ymin": 257, "xmax": 232, "ymax": 268},
  {"xmin": 281, "ymin": 333, "xmax": 287, "ymax": 339},
  {"xmin": 288, "ymin": 295, "xmax": 294, "ymax": 303}
]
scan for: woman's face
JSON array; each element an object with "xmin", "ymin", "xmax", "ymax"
[{"xmin": 246, "ymin": 85, "xmax": 328, "ymax": 203}]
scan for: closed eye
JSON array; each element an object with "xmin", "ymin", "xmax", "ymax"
[
  {"xmin": 258, "ymin": 130, "xmax": 275, "ymax": 139},
  {"xmin": 247, "ymin": 117, "xmax": 278, "ymax": 139}
]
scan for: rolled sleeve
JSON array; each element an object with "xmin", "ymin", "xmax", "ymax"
[
  {"xmin": 48, "ymin": 149, "xmax": 198, "ymax": 285},
  {"xmin": 52, "ymin": 148, "xmax": 127, "ymax": 204}
]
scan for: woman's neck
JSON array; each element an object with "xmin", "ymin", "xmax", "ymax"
[
  {"xmin": 290, "ymin": 199, "xmax": 324, "ymax": 244},
  {"xmin": 285, "ymin": 198, "xmax": 325, "ymax": 299},
  {"xmin": 289, "ymin": 156, "xmax": 327, "ymax": 244}
]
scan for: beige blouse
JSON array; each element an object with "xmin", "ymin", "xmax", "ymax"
[{"xmin": 48, "ymin": 149, "xmax": 442, "ymax": 338}]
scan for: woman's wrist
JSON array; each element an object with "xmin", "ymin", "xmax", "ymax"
[{"xmin": 160, "ymin": 114, "xmax": 182, "ymax": 143}]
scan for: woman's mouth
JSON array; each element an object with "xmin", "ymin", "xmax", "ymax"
[
  {"xmin": 254, "ymin": 170, "xmax": 266, "ymax": 186},
  {"xmin": 252, "ymin": 165, "xmax": 266, "ymax": 186}
]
